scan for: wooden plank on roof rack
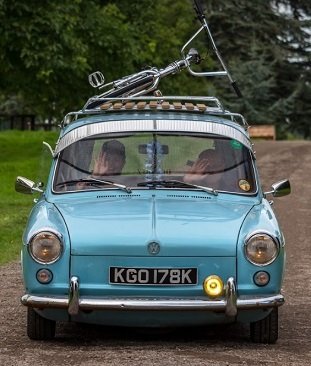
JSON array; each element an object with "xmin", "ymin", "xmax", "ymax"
[
  {"xmin": 113, "ymin": 102, "xmax": 123, "ymax": 110},
  {"xmin": 149, "ymin": 101, "xmax": 158, "ymax": 109},
  {"xmin": 197, "ymin": 103, "xmax": 207, "ymax": 112},
  {"xmin": 137, "ymin": 102, "xmax": 146, "ymax": 109},
  {"xmin": 185, "ymin": 103, "xmax": 194, "ymax": 111},
  {"xmin": 173, "ymin": 102, "xmax": 182, "ymax": 110},
  {"xmin": 125, "ymin": 102, "xmax": 135, "ymax": 109},
  {"xmin": 100, "ymin": 103, "xmax": 112, "ymax": 110},
  {"xmin": 161, "ymin": 101, "xmax": 170, "ymax": 109}
]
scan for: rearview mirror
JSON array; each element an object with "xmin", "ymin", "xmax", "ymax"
[
  {"xmin": 15, "ymin": 176, "xmax": 43, "ymax": 194},
  {"xmin": 138, "ymin": 144, "xmax": 169, "ymax": 154},
  {"xmin": 264, "ymin": 179, "xmax": 291, "ymax": 198}
]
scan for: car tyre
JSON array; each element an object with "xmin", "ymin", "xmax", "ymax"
[
  {"xmin": 250, "ymin": 307, "xmax": 278, "ymax": 344},
  {"xmin": 27, "ymin": 307, "xmax": 56, "ymax": 340}
]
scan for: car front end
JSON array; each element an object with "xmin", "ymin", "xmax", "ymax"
[{"xmin": 17, "ymin": 103, "xmax": 290, "ymax": 342}]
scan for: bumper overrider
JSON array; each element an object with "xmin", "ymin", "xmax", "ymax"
[{"xmin": 21, "ymin": 276, "xmax": 284, "ymax": 317}]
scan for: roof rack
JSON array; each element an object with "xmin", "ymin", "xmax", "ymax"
[
  {"xmin": 62, "ymin": 96, "xmax": 248, "ymax": 129},
  {"xmin": 83, "ymin": 95, "xmax": 225, "ymax": 112}
]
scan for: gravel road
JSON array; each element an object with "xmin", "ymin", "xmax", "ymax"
[{"xmin": 0, "ymin": 140, "xmax": 310, "ymax": 366}]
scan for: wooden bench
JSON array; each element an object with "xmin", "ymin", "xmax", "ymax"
[{"xmin": 249, "ymin": 125, "xmax": 276, "ymax": 140}]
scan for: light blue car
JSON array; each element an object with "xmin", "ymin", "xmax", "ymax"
[
  {"xmin": 16, "ymin": 96, "xmax": 290, "ymax": 343},
  {"xmin": 15, "ymin": 4, "xmax": 290, "ymax": 343}
]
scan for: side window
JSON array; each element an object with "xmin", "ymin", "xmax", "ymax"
[
  {"xmin": 37, "ymin": 144, "xmax": 54, "ymax": 188},
  {"xmin": 54, "ymin": 140, "xmax": 95, "ymax": 190}
]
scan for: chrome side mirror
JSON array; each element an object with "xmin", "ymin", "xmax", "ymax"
[
  {"xmin": 15, "ymin": 176, "xmax": 44, "ymax": 194},
  {"xmin": 264, "ymin": 179, "xmax": 291, "ymax": 198}
]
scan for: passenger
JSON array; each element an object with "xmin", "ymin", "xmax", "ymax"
[
  {"xmin": 183, "ymin": 149, "xmax": 225, "ymax": 189},
  {"xmin": 92, "ymin": 140, "xmax": 126, "ymax": 177}
]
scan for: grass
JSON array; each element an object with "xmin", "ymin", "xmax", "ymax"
[
  {"xmin": 0, "ymin": 130, "xmax": 209, "ymax": 266},
  {"xmin": 0, "ymin": 130, "xmax": 58, "ymax": 265}
]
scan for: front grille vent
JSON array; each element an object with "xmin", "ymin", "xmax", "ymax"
[
  {"xmin": 97, "ymin": 194, "xmax": 141, "ymax": 199},
  {"xmin": 166, "ymin": 194, "xmax": 211, "ymax": 200}
]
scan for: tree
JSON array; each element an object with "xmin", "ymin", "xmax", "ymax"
[
  {"xmin": 0, "ymin": 1, "xmax": 166, "ymax": 118},
  {"xmin": 0, "ymin": 0, "xmax": 310, "ymax": 137},
  {"xmin": 200, "ymin": 0, "xmax": 311, "ymax": 137},
  {"xmin": 0, "ymin": 0, "xmax": 198, "ymax": 118}
]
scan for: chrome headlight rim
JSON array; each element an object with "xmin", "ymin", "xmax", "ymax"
[
  {"xmin": 28, "ymin": 229, "xmax": 63, "ymax": 264},
  {"xmin": 244, "ymin": 230, "xmax": 280, "ymax": 266}
]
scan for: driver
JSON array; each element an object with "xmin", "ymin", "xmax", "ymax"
[
  {"xmin": 92, "ymin": 140, "xmax": 126, "ymax": 177},
  {"xmin": 183, "ymin": 149, "xmax": 225, "ymax": 189},
  {"xmin": 75, "ymin": 140, "xmax": 126, "ymax": 191}
]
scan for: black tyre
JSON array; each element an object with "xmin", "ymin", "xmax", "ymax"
[
  {"xmin": 27, "ymin": 307, "xmax": 56, "ymax": 340},
  {"xmin": 250, "ymin": 307, "xmax": 278, "ymax": 344}
]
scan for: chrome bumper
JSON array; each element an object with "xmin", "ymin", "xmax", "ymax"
[{"xmin": 21, "ymin": 276, "xmax": 284, "ymax": 317}]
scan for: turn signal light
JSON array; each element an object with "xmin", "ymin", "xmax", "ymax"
[
  {"xmin": 253, "ymin": 271, "xmax": 270, "ymax": 286},
  {"xmin": 36, "ymin": 269, "xmax": 53, "ymax": 284}
]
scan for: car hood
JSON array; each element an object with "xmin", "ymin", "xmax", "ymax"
[{"xmin": 54, "ymin": 195, "xmax": 254, "ymax": 257}]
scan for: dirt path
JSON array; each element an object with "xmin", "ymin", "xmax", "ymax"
[{"xmin": 1, "ymin": 141, "xmax": 310, "ymax": 366}]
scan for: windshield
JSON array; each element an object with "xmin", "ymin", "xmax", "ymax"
[{"xmin": 53, "ymin": 133, "xmax": 256, "ymax": 194}]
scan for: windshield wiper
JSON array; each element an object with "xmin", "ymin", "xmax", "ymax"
[
  {"xmin": 137, "ymin": 179, "xmax": 218, "ymax": 196},
  {"xmin": 56, "ymin": 178, "xmax": 132, "ymax": 193}
]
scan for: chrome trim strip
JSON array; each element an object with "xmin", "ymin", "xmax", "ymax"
[
  {"xmin": 156, "ymin": 120, "xmax": 250, "ymax": 148},
  {"xmin": 20, "ymin": 293, "xmax": 284, "ymax": 312},
  {"xmin": 55, "ymin": 120, "xmax": 154, "ymax": 155},
  {"xmin": 54, "ymin": 119, "xmax": 251, "ymax": 156},
  {"xmin": 21, "ymin": 294, "xmax": 67, "ymax": 309}
]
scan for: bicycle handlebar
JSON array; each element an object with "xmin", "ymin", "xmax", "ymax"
[
  {"xmin": 85, "ymin": 1, "xmax": 242, "ymax": 110},
  {"xmin": 85, "ymin": 50, "xmax": 200, "ymax": 109}
]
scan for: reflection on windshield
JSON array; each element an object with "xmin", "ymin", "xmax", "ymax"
[{"xmin": 53, "ymin": 133, "xmax": 256, "ymax": 194}]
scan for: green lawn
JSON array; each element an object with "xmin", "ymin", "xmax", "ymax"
[{"xmin": 0, "ymin": 130, "xmax": 58, "ymax": 265}]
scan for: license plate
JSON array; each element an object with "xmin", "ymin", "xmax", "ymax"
[{"xmin": 109, "ymin": 267, "xmax": 197, "ymax": 285}]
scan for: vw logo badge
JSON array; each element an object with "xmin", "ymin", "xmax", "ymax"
[{"xmin": 147, "ymin": 241, "xmax": 160, "ymax": 255}]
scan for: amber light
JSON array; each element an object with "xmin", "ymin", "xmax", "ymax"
[{"xmin": 203, "ymin": 275, "xmax": 224, "ymax": 298}]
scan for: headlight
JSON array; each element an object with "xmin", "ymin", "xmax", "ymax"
[
  {"xmin": 29, "ymin": 231, "xmax": 63, "ymax": 264},
  {"xmin": 245, "ymin": 233, "xmax": 279, "ymax": 265}
]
